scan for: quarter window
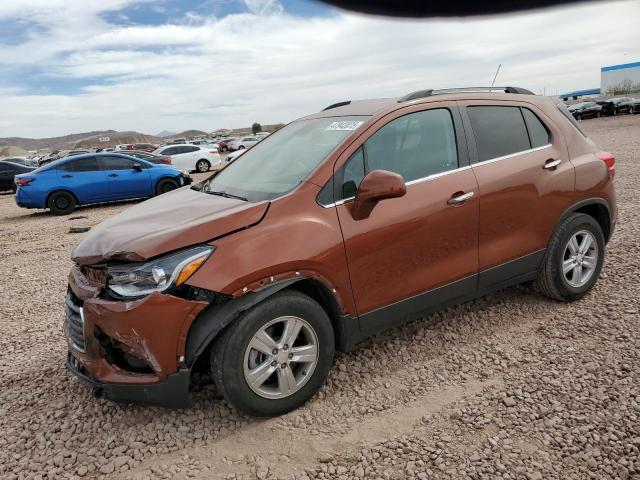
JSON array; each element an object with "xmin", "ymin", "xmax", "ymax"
[
  {"xmin": 341, "ymin": 148, "xmax": 365, "ymax": 199},
  {"xmin": 365, "ymin": 108, "xmax": 458, "ymax": 182},
  {"xmin": 467, "ymin": 106, "xmax": 531, "ymax": 162},
  {"xmin": 522, "ymin": 108, "xmax": 551, "ymax": 148}
]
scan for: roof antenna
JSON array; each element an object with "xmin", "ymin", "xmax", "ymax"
[{"xmin": 491, "ymin": 64, "xmax": 501, "ymax": 87}]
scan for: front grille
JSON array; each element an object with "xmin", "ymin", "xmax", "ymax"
[{"xmin": 65, "ymin": 290, "xmax": 86, "ymax": 352}]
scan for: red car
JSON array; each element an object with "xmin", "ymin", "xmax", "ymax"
[
  {"xmin": 216, "ymin": 138, "xmax": 238, "ymax": 152},
  {"xmin": 125, "ymin": 143, "xmax": 156, "ymax": 153}
]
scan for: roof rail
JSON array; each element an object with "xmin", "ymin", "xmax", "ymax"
[
  {"xmin": 322, "ymin": 100, "xmax": 351, "ymax": 111},
  {"xmin": 398, "ymin": 86, "xmax": 534, "ymax": 103}
]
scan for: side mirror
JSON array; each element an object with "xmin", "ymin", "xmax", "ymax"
[
  {"xmin": 133, "ymin": 163, "xmax": 143, "ymax": 172},
  {"xmin": 351, "ymin": 169, "xmax": 406, "ymax": 220}
]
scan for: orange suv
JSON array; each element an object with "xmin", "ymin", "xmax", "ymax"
[{"xmin": 66, "ymin": 87, "xmax": 617, "ymax": 416}]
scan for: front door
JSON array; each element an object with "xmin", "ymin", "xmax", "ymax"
[
  {"xmin": 459, "ymin": 101, "xmax": 574, "ymax": 287},
  {"xmin": 334, "ymin": 104, "xmax": 479, "ymax": 333},
  {"xmin": 98, "ymin": 156, "xmax": 151, "ymax": 199}
]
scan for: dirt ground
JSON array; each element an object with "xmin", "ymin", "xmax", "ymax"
[{"xmin": 1, "ymin": 116, "xmax": 639, "ymax": 480}]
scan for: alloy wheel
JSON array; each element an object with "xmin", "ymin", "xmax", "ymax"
[
  {"xmin": 562, "ymin": 230, "xmax": 598, "ymax": 288},
  {"xmin": 243, "ymin": 316, "xmax": 319, "ymax": 399}
]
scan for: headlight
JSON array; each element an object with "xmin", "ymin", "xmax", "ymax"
[{"xmin": 106, "ymin": 246, "xmax": 213, "ymax": 298}]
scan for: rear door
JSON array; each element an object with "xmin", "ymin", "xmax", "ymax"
[
  {"xmin": 332, "ymin": 103, "xmax": 479, "ymax": 331},
  {"xmin": 459, "ymin": 101, "xmax": 574, "ymax": 287},
  {"xmin": 98, "ymin": 156, "xmax": 152, "ymax": 200},
  {"xmin": 56, "ymin": 157, "xmax": 110, "ymax": 203}
]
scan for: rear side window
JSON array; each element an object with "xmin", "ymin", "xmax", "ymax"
[
  {"xmin": 467, "ymin": 106, "xmax": 530, "ymax": 162},
  {"xmin": 59, "ymin": 158, "xmax": 100, "ymax": 172},
  {"xmin": 366, "ymin": 108, "xmax": 458, "ymax": 182},
  {"xmin": 522, "ymin": 108, "xmax": 551, "ymax": 148}
]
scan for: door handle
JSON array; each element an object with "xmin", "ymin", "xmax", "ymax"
[
  {"xmin": 108, "ymin": 173, "xmax": 119, "ymax": 177},
  {"xmin": 543, "ymin": 158, "xmax": 562, "ymax": 170},
  {"xmin": 61, "ymin": 174, "xmax": 72, "ymax": 178},
  {"xmin": 447, "ymin": 191, "xmax": 474, "ymax": 205}
]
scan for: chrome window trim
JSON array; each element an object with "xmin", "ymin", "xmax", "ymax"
[
  {"xmin": 320, "ymin": 143, "xmax": 552, "ymax": 209},
  {"xmin": 472, "ymin": 143, "xmax": 552, "ymax": 168}
]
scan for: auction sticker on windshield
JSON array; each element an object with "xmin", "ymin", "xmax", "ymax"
[{"xmin": 325, "ymin": 121, "xmax": 363, "ymax": 131}]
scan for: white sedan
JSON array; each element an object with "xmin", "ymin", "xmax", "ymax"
[
  {"xmin": 153, "ymin": 144, "xmax": 222, "ymax": 173},
  {"xmin": 228, "ymin": 136, "xmax": 260, "ymax": 151}
]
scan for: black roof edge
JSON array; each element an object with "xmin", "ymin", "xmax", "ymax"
[
  {"xmin": 322, "ymin": 100, "xmax": 351, "ymax": 111},
  {"xmin": 398, "ymin": 86, "xmax": 535, "ymax": 103}
]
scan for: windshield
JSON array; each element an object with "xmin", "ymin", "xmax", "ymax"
[{"xmin": 199, "ymin": 116, "xmax": 368, "ymax": 202}]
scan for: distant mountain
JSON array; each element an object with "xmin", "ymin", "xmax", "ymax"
[
  {"xmin": 0, "ymin": 130, "xmax": 162, "ymax": 152},
  {"xmin": 168, "ymin": 129, "xmax": 208, "ymax": 139},
  {"xmin": 156, "ymin": 130, "xmax": 177, "ymax": 138},
  {"xmin": 0, "ymin": 130, "xmax": 119, "ymax": 151}
]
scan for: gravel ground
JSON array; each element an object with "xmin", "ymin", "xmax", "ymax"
[{"xmin": 1, "ymin": 115, "xmax": 639, "ymax": 480}]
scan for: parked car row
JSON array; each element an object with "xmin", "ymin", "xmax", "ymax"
[
  {"xmin": 13, "ymin": 153, "xmax": 192, "ymax": 215},
  {"xmin": 566, "ymin": 97, "xmax": 638, "ymax": 120}
]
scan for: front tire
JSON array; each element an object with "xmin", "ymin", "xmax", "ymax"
[
  {"xmin": 238, "ymin": 145, "xmax": 246, "ymax": 150},
  {"xmin": 156, "ymin": 178, "xmax": 179, "ymax": 195},
  {"xmin": 196, "ymin": 159, "xmax": 210, "ymax": 173},
  {"xmin": 536, "ymin": 213, "xmax": 605, "ymax": 302},
  {"xmin": 211, "ymin": 290, "xmax": 335, "ymax": 417},
  {"xmin": 47, "ymin": 191, "xmax": 76, "ymax": 215}
]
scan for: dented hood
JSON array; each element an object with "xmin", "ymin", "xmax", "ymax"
[{"xmin": 72, "ymin": 187, "xmax": 269, "ymax": 265}]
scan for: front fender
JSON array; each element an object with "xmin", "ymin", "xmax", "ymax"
[{"xmin": 184, "ymin": 278, "xmax": 300, "ymax": 366}]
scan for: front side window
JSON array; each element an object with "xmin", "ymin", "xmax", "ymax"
[
  {"xmin": 467, "ymin": 106, "xmax": 530, "ymax": 162},
  {"xmin": 99, "ymin": 156, "xmax": 135, "ymax": 170},
  {"xmin": 200, "ymin": 116, "xmax": 368, "ymax": 202},
  {"xmin": 365, "ymin": 108, "xmax": 458, "ymax": 182}
]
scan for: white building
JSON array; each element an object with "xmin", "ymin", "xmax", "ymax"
[{"xmin": 601, "ymin": 61, "xmax": 640, "ymax": 93}]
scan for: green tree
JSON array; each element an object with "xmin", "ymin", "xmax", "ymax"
[{"xmin": 252, "ymin": 122, "xmax": 262, "ymax": 134}]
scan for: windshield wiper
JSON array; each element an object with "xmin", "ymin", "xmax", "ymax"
[{"xmin": 207, "ymin": 190, "xmax": 248, "ymax": 201}]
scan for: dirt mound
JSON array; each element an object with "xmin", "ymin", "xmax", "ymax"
[{"xmin": 0, "ymin": 145, "xmax": 28, "ymax": 157}]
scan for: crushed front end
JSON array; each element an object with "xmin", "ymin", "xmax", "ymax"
[{"xmin": 65, "ymin": 261, "xmax": 211, "ymax": 408}]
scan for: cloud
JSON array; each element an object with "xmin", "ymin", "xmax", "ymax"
[{"xmin": 0, "ymin": 0, "xmax": 638, "ymax": 138}]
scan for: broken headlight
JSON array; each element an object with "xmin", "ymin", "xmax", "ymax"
[{"xmin": 106, "ymin": 246, "xmax": 214, "ymax": 298}]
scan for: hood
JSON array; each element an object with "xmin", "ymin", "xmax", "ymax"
[{"xmin": 72, "ymin": 187, "xmax": 269, "ymax": 265}]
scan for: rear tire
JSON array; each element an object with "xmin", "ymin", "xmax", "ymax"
[
  {"xmin": 536, "ymin": 213, "xmax": 605, "ymax": 302},
  {"xmin": 155, "ymin": 178, "xmax": 179, "ymax": 195},
  {"xmin": 210, "ymin": 290, "xmax": 335, "ymax": 417},
  {"xmin": 47, "ymin": 191, "xmax": 76, "ymax": 215},
  {"xmin": 196, "ymin": 159, "xmax": 210, "ymax": 172}
]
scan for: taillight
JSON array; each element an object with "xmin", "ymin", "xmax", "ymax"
[
  {"xmin": 596, "ymin": 151, "xmax": 615, "ymax": 179},
  {"xmin": 210, "ymin": 150, "xmax": 218, "ymax": 154},
  {"xmin": 161, "ymin": 156, "xmax": 172, "ymax": 164},
  {"xmin": 15, "ymin": 177, "xmax": 34, "ymax": 186}
]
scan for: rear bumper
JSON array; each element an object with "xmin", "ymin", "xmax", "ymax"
[{"xmin": 67, "ymin": 352, "xmax": 191, "ymax": 408}]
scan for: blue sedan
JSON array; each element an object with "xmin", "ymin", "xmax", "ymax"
[{"xmin": 14, "ymin": 153, "xmax": 191, "ymax": 215}]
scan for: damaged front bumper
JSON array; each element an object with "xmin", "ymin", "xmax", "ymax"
[
  {"xmin": 67, "ymin": 352, "xmax": 191, "ymax": 408},
  {"xmin": 64, "ymin": 265, "xmax": 208, "ymax": 408}
]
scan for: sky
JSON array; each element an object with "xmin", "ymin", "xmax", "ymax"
[{"xmin": 0, "ymin": 0, "xmax": 638, "ymax": 138}]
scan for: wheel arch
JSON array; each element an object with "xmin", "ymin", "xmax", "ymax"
[
  {"xmin": 555, "ymin": 197, "xmax": 612, "ymax": 244},
  {"xmin": 45, "ymin": 188, "xmax": 80, "ymax": 207},
  {"xmin": 184, "ymin": 276, "xmax": 350, "ymax": 369}
]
